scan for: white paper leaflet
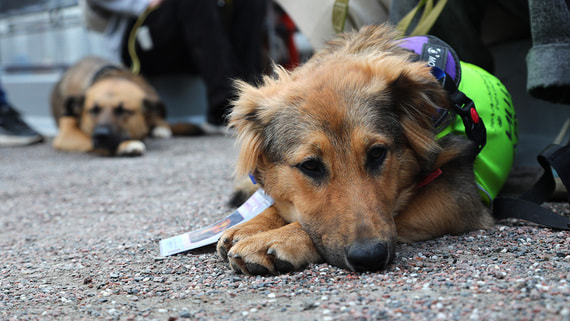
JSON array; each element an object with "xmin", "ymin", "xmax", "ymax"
[{"xmin": 159, "ymin": 189, "xmax": 274, "ymax": 256}]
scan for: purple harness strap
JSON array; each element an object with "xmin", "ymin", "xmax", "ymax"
[
  {"xmin": 399, "ymin": 35, "xmax": 461, "ymax": 85},
  {"xmin": 397, "ymin": 35, "xmax": 465, "ymax": 134}
]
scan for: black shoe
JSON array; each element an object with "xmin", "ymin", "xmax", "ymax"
[{"xmin": 0, "ymin": 104, "xmax": 43, "ymax": 146}]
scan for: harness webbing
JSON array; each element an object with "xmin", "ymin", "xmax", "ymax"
[
  {"xmin": 399, "ymin": 35, "xmax": 570, "ymax": 230},
  {"xmin": 431, "ymin": 66, "xmax": 486, "ymax": 154},
  {"xmin": 494, "ymin": 143, "xmax": 570, "ymax": 230}
]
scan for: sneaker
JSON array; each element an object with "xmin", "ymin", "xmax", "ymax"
[{"xmin": 0, "ymin": 104, "xmax": 43, "ymax": 146}]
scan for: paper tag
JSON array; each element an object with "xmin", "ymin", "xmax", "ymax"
[
  {"xmin": 136, "ymin": 25, "xmax": 154, "ymax": 51},
  {"xmin": 159, "ymin": 189, "xmax": 274, "ymax": 256}
]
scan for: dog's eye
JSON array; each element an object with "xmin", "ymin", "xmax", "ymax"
[
  {"xmin": 114, "ymin": 105, "xmax": 133, "ymax": 116},
  {"xmin": 89, "ymin": 106, "xmax": 101, "ymax": 116},
  {"xmin": 366, "ymin": 145, "xmax": 387, "ymax": 172},
  {"xmin": 301, "ymin": 159, "xmax": 320, "ymax": 171},
  {"xmin": 113, "ymin": 104, "xmax": 135, "ymax": 117},
  {"xmin": 296, "ymin": 158, "xmax": 327, "ymax": 181}
]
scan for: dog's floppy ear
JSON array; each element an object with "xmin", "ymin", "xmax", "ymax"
[
  {"xmin": 229, "ymin": 80, "xmax": 269, "ymax": 182},
  {"xmin": 143, "ymin": 98, "xmax": 167, "ymax": 118},
  {"xmin": 388, "ymin": 67, "xmax": 449, "ymax": 169},
  {"xmin": 63, "ymin": 96, "xmax": 85, "ymax": 118}
]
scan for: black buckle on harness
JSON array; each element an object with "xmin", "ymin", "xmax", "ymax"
[
  {"xmin": 431, "ymin": 67, "xmax": 487, "ymax": 154},
  {"xmin": 450, "ymin": 91, "xmax": 487, "ymax": 153}
]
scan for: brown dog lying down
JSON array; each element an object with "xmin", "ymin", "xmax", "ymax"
[
  {"xmin": 51, "ymin": 56, "xmax": 201, "ymax": 156},
  {"xmin": 216, "ymin": 25, "xmax": 494, "ymax": 274}
]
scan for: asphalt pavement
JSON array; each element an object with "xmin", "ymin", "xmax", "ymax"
[{"xmin": 1, "ymin": 136, "xmax": 569, "ymax": 321}]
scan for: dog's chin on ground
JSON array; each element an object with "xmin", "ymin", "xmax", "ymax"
[{"xmin": 304, "ymin": 225, "xmax": 397, "ymax": 272}]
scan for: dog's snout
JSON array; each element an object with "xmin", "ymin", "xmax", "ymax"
[
  {"xmin": 346, "ymin": 240, "xmax": 393, "ymax": 272},
  {"xmin": 92, "ymin": 125, "xmax": 120, "ymax": 151}
]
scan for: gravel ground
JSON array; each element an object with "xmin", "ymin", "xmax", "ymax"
[{"xmin": 1, "ymin": 136, "xmax": 569, "ymax": 321}]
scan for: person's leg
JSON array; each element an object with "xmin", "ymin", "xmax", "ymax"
[
  {"xmin": 0, "ymin": 85, "xmax": 7, "ymax": 106},
  {"xmin": 120, "ymin": 0, "xmax": 194, "ymax": 76},
  {"xmin": 122, "ymin": 0, "xmax": 242, "ymax": 126},
  {"xmin": 228, "ymin": 0, "xmax": 267, "ymax": 84},
  {"xmin": 390, "ymin": 0, "xmax": 494, "ymax": 72},
  {"xmin": 526, "ymin": 0, "xmax": 570, "ymax": 104},
  {"xmin": 0, "ymin": 83, "xmax": 43, "ymax": 146},
  {"xmin": 175, "ymin": 0, "xmax": 243, "ymax": 126}
]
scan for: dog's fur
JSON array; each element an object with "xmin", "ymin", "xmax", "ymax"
[
  {"xmin": 51, "ymin": 56, "xmax": 201, "ymax": 156},
  {"xmin": 216, "ymin": 25, "xmax": 494, "ymax": 274}
]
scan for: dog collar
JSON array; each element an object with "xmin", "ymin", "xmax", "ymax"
[
  {"xmin": 417, "ymin": 168, "xmax": 443, "ymax": 189},
  {"xmin": 249, "ymin": 173, "xmax": 258, "ymax": 185}
]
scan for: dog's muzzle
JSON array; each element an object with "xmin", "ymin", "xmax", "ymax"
[
  {"xmin": 92, "ymin": 125, "xmax": 121, "ymax": 152},
  {"xmin": 345, "ymin": 240, "xmax": 394, "ymax": 272}
]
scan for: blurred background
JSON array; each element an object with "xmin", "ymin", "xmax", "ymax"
[
  {"xmin": 0, "ymin": 0, "xmax": 112, "ymax": 136},
  {"xmin": 0, "ymin": 0, "xmax": 314, "ymax": 136},
  {"xmin": 1, "ymin": 0, "xmax": 569, "ymax": 169}
]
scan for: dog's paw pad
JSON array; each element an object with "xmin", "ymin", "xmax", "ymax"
[
  {"xmin": 228, "ymin": 253, "xmax": 246, "ymax": 273},
  {"xmin": 216, "ymin": 226, "xmax": 261, "ymax": 261},
  {"xmin": 217, "ymin": 243, "xmax": 229, "ymax": 261},
  {"xmin": 230, "ymin": 262, "xmax": 244, "ymax": 274},
  {"xmin": 152, "ymin": 126, "xmax": 172, "ymax": 138},
  {"xmin": 217, "ymin": 233, "xmax": 238, "ymax": 261},
  {"xmin": 267, "ymin": 247, "xmax": 295, "ymax": 273},
  {"xmin": 118, "ymin": 141, "xmax": 146, "ymax": 156},
  {"xmin": 245, "ymin": 262, "xmax": 270, "ymax": 275},
  {"xmin": 273, "ymin": 258, "xmax": 295, "ymax": 273},
  {"xmin": 227, "ymin": 251, "xmax": 272, "ymax": 275}
]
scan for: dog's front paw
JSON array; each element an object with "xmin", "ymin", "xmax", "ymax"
[
  {"xmin": 151, "ymin": 126, "xmax": 172, "ymax": 138},
  {"xmin": 117, "ymin": 140, "xmax": 146, "ymax": 156},
  {"xmin": 217, "ymin": 224, "xmax": 268, "ymax": 262},
  {"xmin": 219, "ymin": 223, "xmax": 321, "ymax": 275}
]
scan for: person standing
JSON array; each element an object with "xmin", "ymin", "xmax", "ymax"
[{"xmin": 88, "ymin": 0, "xmax": 267, "ymax": 129}]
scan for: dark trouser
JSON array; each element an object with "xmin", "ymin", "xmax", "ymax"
[
  {"xmin": 390, "ymin": 0, "xmax": 496, "ymax": 73},
  {"xmin": 121, "ymin": 0, "xmax": 267, "ymax": 125},
  {"xmin": 390, "ymin": 0, "xmax": 532, "ymax": 74},
  {"xmin": 0, "ymin": 83, "xmax": 7, "ymax": 106}
]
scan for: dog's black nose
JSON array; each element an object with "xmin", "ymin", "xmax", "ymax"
[
  {"xmin": 92, "ymin": 125, "xmax": 120, "ymax": 151},
  {"xmin": 346, "ymin": 240, "xmax": 392, "ymax": 272}
]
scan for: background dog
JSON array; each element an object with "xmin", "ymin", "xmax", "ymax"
[
  {"xmin": 216, "ymin": 25, "xmax": 496, "ymax": 275},
  {"xmin": 51, "ymin": 56, "xmax": 201, "ymax": 156}
]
